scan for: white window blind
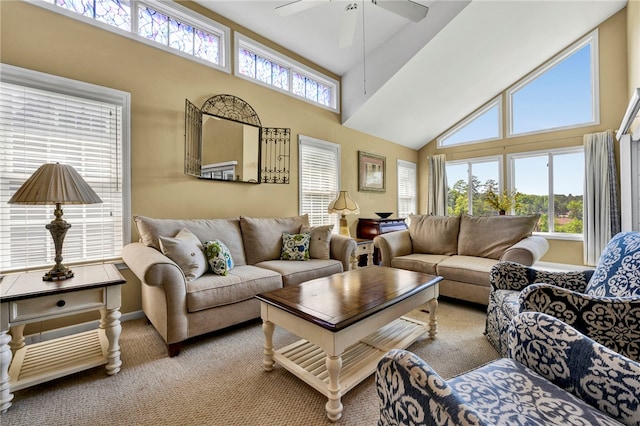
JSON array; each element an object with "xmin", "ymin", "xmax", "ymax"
[
  {"xmin": 299, "ymin": 136, "xmax": 340, "ymax": 228},
  {"xmin": 397, "ymin": 160, "xmax": 417, "ymax": 218},
  {"xmin": 0, "ymin": 65, "xmax": 130, "ymax": 273}
]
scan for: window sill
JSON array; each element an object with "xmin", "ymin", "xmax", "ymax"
[{"xmin": 533, "ymin": 232, "xmax": 583, "ymax": 242}]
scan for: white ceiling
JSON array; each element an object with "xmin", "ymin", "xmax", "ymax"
[{"xmin": 195, "ymin": 0, "xmax": 628, "ymax": 150}]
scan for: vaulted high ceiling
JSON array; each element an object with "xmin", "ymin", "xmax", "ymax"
[{"xmin": 195, "ymin": 0, "xmax": 628, "ymax": 150}]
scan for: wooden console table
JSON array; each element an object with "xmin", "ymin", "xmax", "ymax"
[
  {"xmin": 0, "ymin": 264, "xmax": 125, "ymax": 413},
  {"xmin": 357, "ymin": 218, "xmax": 408, "ymax": 264}
]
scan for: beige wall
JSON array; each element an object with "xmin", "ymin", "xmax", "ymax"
[
  {"xmin": 419, "ymin": 8, "xmax": 630, "ymax": 266},
  {"xmin": 0, "ymin": 1, "xmax": 417, "ymax": 319},
  {"xmin": 628, "ymin": 1, "xmax": 640, "ymax": 95}
]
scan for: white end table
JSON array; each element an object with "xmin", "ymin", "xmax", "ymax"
[{"xmin": 0, "ymin": 264, "xmax": 125, "ymax": 413}]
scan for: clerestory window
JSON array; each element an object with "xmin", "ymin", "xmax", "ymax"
[
  {"xmin": 236, "ymin": 33, "xmax": 339, "ymax": 112},
  {"xmin": 438, "ymin": 97, "xmax": 502, "ymax": 148},
  {"xmin": 28, "ymin": 0, "xmax": 230, "ymax": 72},
  {"xmin": 507, "ymin": 30, "xmax": 599, "ymax": 137}
]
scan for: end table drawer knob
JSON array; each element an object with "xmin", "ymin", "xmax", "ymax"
[{"xmin": 56, "ymin": 300, "xmax": 66, "ymax": 307}]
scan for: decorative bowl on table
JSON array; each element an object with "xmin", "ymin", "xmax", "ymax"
[{"xmin": 375, "ymin": 212, "xmax": 393, "ymax": 218}]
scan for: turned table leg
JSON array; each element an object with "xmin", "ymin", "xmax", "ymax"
[
  {"xmin": 0, "ymin": 329, "xmax": 13, "ymax": 413},
  {"xmin": 262, "ymin": 320, "xmax": 275, "ymax": 371},
  {"xmin": 427, "ymin": 298, "xmax": 438, "ymax": 339},
  {"xmin": 325, "ymin": 354, "xmax": 343, "ymax": 422},
  {"xmin": 100, "ymin": 307, "xmax": 122, "ymax": 375}
]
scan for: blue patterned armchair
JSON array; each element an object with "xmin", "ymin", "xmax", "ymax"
[
  {"xmin": 376, "ymin": 312, "xmax": 640, "ymax": 426},
  {"xmin": 485, "ymin": 231, "xmax": 640, "ymax": 361}
]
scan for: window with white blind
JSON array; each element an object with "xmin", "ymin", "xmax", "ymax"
[
  {"xmin": 298, "ymin": 135, "xmax": 340, "ymax": 228},
  {"xmin": 397, "ymin": 160, "xmax": 417, "ymax": 218},
  {"xmin": 0, "ymin": 64, "xmax": 131, "ymax": 273}
]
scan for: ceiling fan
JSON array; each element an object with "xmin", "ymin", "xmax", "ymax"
[{"xmin": 275, "ymin": 0, "xmax": 429, "ymax": 48}]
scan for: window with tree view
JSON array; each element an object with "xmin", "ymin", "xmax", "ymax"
[
  {"xmin": 446, "ymin": 158, "xmax": 501, "ymax": 216},
  {"xmin": 509, "ymin": 149, "xmax": 584, "ymax": 234}
]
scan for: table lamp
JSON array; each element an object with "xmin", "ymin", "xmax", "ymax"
[
  {"xmin": 8, "ymin": 163, "xmax": 103, "ymax": 281},
  {"xmin": 327, "ymin": 190, "xmax": 360, "ymax": 237}
]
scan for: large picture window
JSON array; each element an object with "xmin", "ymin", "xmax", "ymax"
[
  {"xmin": 509, "ymin": 148, "xmax": 584, "ymax": 236},
  {"xmin": 446, "ymin": 157, "xmax": 502, "ymax": 216},
  {"xmin": 0, "ymin": 64, "xmax": 131, "ymax": 272},
  {"xmin": 299, "ymin": 136, "xmax": 340, "ymax": 228}
]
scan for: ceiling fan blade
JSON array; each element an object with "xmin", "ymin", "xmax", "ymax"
[
  {"xmin": 338, "ymin": 2, "xmax": 358, "ymax": 48},
  {"xmin": 275, "ymin": 0, "xmax": 322, "ymax": 17},
  {"xmin": 372, "ymin": 0, "xmax": 429, "ymax": 23}
]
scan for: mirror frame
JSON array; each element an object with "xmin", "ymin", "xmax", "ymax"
[{"xmin": 185, "ymin": 94, "xmax": 291, "ymax": 184}]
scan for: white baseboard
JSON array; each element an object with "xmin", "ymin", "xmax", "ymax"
[{"xmin": 22, "ymin": 310, "xmax": 146, "ymax": 345}]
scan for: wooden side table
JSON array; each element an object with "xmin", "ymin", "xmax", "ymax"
[
  {"xmin": 356, "ymin": 218, "xmax": 408, "ymax": 264},
  {"xmin": 0, "ymin": 264, "xmax": 126, "ymax": 413},
  {"xmin": 352, "ymin": 239, "xmax": 374, "ymax": 269}
]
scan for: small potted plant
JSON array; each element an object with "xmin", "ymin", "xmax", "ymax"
[{"xmin": 485, "ymin": 188, "xmax": 520, "ymax": 215}]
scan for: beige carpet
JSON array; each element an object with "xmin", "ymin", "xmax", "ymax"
[{"xmin": 1, "ymin": 298, "xmax": 498, "ymax": 426}]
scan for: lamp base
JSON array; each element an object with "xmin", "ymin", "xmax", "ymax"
[
  {"xmin": 43, "ymin": 265, "xmax": 74, "ymax": 281},
  {"xmin": 339, "ymin": 215, "xmax": 351, "ymax": 237}
]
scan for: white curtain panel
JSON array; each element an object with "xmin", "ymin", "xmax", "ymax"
[
  {"xmin": 583, "ymin": 130, "xmax": 620, "ymax": 265},
  {"xmin": 428, "ymin": 154, "xmax": 448, "ymax": 216}
]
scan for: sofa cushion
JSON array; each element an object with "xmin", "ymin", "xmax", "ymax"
[
  {"xmin": 390, "ymin": 253, "xmax": 451, "ymax": 275},
  {"xmin": 436, "ymin": 255, "xmax": 499, "ymax": 287},
  {"xmin": 203, "ymin": 239, "xmax": 234, "ymax": 276},
  {"xmin": 134, "ymin": 215, "xmax": 247, "ymax": 266},
  {"xmin": 280, "ymin": 232, "xmax": 311, "ymax": 261},
  {"xmin": 457, "ymin": 214, "xmax": 539, "ymax": 259},
  {"xmin": 257, "ymin": 259, "xmax": 343, "ymax": 287},
  {"xmin": 409, "ymin": 214, "xmax": 460, "ymax": 255},
  {"xmin": 300, "ymin": 224, "xmax": 334, "ymax": 260},
  {"xmin": 186, "ymin": 265, "xmax": 282, "ymax": 312},
  {"xmin": 240, "ymin": 215, "xmax": 309, "ymax": 264},
  {"xmin": 158, "ymin": 228, "xmax": 208, "ymax": 282}
]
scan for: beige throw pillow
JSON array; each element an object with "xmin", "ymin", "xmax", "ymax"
[
  {"xmin": 457, "ymin": 214, "xmax": 540, "ymax": 259},
  {"xmin": 300, "ymin": 224, "xmax": 334, "ymax": 259},
  {"xmin": 409, "ymin": 215, "xmax": 460, "ymax": 255},
  {"xmin": 240, "ymin": 215, "xmax": 310, "ymax": 264},
  {"xmin": 158, "ymin": 228, "xmax": 208, "ymax": 282}
]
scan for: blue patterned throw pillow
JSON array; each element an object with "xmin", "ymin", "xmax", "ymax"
[
  {"xmin": 203, "ymin": 239, "xmax": 234, "ymax": 276},
  {"xmin": 280, "ymin": 232, "xmax": 311, "ymax": 261}
]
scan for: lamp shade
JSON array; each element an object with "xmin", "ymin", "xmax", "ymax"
[
  {"xmin": 328, "ymin": 190, "xmax": 360, "ymax": 215},
  {"xmin": 8, "ymin": 163, "xmax": 102, "ymax": 205}
]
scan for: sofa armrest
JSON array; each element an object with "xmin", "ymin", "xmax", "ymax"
[
  {"xmin": 508, "ymin": 312, "xmax": 640, "ymax": 425},
  {"xmin": 490, "ymin": 261, "xmax": 593, "ymax": 292},
  {"xmin": 122, "ymin": 242, "xmax": 186, "ymax": 288},
  {"xmin": 520, "ymin": 284, "xmax": 640, "ymax": 361},
  {"xmin": 330, "ymin": 234, "xmax": 357, "ymax": 271},
  {"xmin": 501, "ymin": 236, "xmax": 549, "ymax": 266},
  {"xmin": 376, "ymin": 349, "xmax": 491, "ymax": 426},
  {"xmin": 373, "ymin": 230, "xmax": 412, "ymax": 267}
]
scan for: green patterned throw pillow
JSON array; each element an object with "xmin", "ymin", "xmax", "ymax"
[
  {"xmin": 203, "ymin": 239, "xmax": 234, "ymax": 275},
  {"xmin": 280, "ymin": 232, "xmax": 311, "ymax": 261}
]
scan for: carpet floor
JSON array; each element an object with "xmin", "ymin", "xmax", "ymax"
[{"xmin": 1, "ymin": 298, "xmax": 499, "ymax": 426}]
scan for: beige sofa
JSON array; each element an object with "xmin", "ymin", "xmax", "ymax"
[
  {"xmin": 373, "ymin": 214, "xmax": 549, "ymax": 305},
  {"xmin": 122, "ymin": 214, "xmax": 356, "ymax": 356}
]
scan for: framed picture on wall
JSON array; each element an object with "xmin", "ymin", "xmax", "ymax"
[{"xmin": 358, "ymin": 151, "xmax": 386, "ymax": 192}]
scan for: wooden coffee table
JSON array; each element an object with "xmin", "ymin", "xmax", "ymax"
[{"xmin": 256, "ymin": 266, "xmax": 441, "ymax": 421}]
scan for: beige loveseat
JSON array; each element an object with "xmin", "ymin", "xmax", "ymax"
[
  {"xmin": 122, "ymin": 214, "xmax": 356, "ymax": 356},
  {"xmin": 373, "ymin": 214, "xmax": 549, "ymax": 305}
]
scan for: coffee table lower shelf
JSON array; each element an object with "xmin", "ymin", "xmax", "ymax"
[{"xmin": 273, "ymin": 316, "xmax": 427, "ymax": 397}]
